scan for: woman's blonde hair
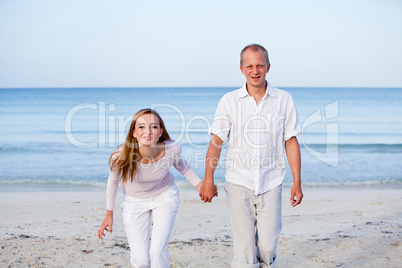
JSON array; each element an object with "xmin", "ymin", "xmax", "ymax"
[{"xmin": 109, "ymin": 108, "xmax": 171, "ymax": 184}]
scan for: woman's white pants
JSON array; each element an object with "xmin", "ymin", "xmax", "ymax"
[{"xmin": 121, "ymin": 184, "xmax": 180, "ymax": 268}]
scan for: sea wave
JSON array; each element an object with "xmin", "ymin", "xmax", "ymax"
[
  {"xmin": 301, "ymin": 143, "xmax": 402, "ymax": 148},
  {"xmin": 282, "ymin": 178, "xmax": 402, "ymax": 188},
  {"xmin": 1, "ymin": 176, "xmax": 400, "ymax": 191},
  {"xmin": 0, "ymin": 179, "xmax": 106, "ymax": 188}
]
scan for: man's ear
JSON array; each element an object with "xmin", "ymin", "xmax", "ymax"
[
  {"xmin": 266, "ymin": 64, "xmax": 271, "ymax": 73},
  {"xmin": 240, "ymin": 65, "xmax": 245, "ymax": 75}
]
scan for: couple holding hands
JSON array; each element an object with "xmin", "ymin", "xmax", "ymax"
[{"xmin": 98, "ymin": 44, "xmax": 303, "ymax": 268}]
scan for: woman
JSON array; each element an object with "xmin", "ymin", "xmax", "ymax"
[{"xmin": 98, "ymin": 108, "xmax": 216, "ymax": 267}]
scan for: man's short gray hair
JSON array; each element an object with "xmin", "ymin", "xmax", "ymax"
[{"xmin": 240, "ymin": 44, "xmax": 270, "ymax": 67}]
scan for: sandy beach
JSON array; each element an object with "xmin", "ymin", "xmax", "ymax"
[{"xmin": 1, "ymin": 186, "xmax": 401, "ymax": 267}]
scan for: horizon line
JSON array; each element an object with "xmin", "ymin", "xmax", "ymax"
[{"xmin": 1, "ymin": 86, "xmax": 402, "ymax": 90}]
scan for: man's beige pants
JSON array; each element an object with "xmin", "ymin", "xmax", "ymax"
[{"xmin": 225, "ymin": 182, "xmax": 282, "ymax": 268}]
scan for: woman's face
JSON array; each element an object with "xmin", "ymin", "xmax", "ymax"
[{"xmin": 133, "ymin": 113, "xmax": 163, "ymax": 146}]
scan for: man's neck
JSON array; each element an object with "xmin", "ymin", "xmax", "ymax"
[{"xmin": 246, "ymin": 82, "xmax": 267, "ymax": 105}]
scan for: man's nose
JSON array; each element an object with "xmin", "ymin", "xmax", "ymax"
[{"xmin": 253, "ymin": 66, "xmax": 259, "ymax": 74}]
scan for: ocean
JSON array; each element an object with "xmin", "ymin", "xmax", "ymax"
[{"xmin": 0, "ymin": 87, "xmax": 401, "ymax": 191}]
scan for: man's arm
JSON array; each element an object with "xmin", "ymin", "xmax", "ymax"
[
  {"xmin": 285, "ymin": 136, "xmax": 303, "ymax": 207},
  {"xmin": 200, "ymin": 134, "xmax": 223, "ymax": 203}
]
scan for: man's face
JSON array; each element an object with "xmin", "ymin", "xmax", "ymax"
[{"xmin": 240, "ymin": 49, "xmax": 270, "ymax": 90}]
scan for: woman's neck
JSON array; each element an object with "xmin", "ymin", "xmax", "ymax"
[{"xmin": 138, "ymin": 142, "xmax": 165, "ymax": 163}]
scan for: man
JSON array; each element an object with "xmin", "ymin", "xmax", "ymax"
[{"xmin": 200, "ymin": 44, "xmax": 303, "ymax": 268}]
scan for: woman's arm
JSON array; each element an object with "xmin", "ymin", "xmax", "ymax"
[
  {"xmin": 98, "ymin": 153, "xmax": 120, "ymax": 239},
  {"xmin": 173, "ymin": 154, "xmax": 202, "ymax": 187}
]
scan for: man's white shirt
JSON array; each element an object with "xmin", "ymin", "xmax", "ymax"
[{"xmin": 209, "ymin": 82, "xmax": 301, "ymax": 195}]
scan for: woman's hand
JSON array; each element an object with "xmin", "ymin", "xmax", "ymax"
[
  {"xmin": 98, "ymin": 210, "xmax": 114, "ymax": 239},
  {"xmin": 195, "ymin": 182, "xmax": 203, "ymax": 193},
  {"xmin": 195, "ymin": 182, "xmax": 218, "ymax": 197}
]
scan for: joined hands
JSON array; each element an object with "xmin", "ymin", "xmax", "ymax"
[{"xmin": 198, "ymin": 181, "xmax": 218, "ymax": 203}]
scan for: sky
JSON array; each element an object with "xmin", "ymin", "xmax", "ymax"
[{"xmin": 0, "ymin": 0, "xmax": 401, "ymax": 88}]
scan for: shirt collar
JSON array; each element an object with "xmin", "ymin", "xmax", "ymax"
[
  {"xmin": 237, "ymin": 81, "xmax": 277, "ymax": 99},
  {"xmin": 266, "ymin": 82, "xmax": 277, "ymax": 98},
  {"xmin": 237, "ymin": 83, "xmax": 249, "ymax": 99}
]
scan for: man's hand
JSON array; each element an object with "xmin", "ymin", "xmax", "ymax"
[
  {"xmin": 290, "ymin": 183, "xmax": 303, "ymax": 207},
  {"xmin": 201, "ymin": 135, "xmax": 223, "ymax": 203},
  {"xmin": 196, "ymin": 182, "xmax": 218, "ymax": 198},
  {"xmin": 285, "ymin": 137, "xmax": 303, "ymax": 207},
  {"xmin": 199, "ymin": 179, "xmax": 218, "ymax": 203}
]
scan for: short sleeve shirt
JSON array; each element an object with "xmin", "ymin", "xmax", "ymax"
[{"xmin": 209, "ymin": 82, "xmax": 301, "ymax": 195}]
